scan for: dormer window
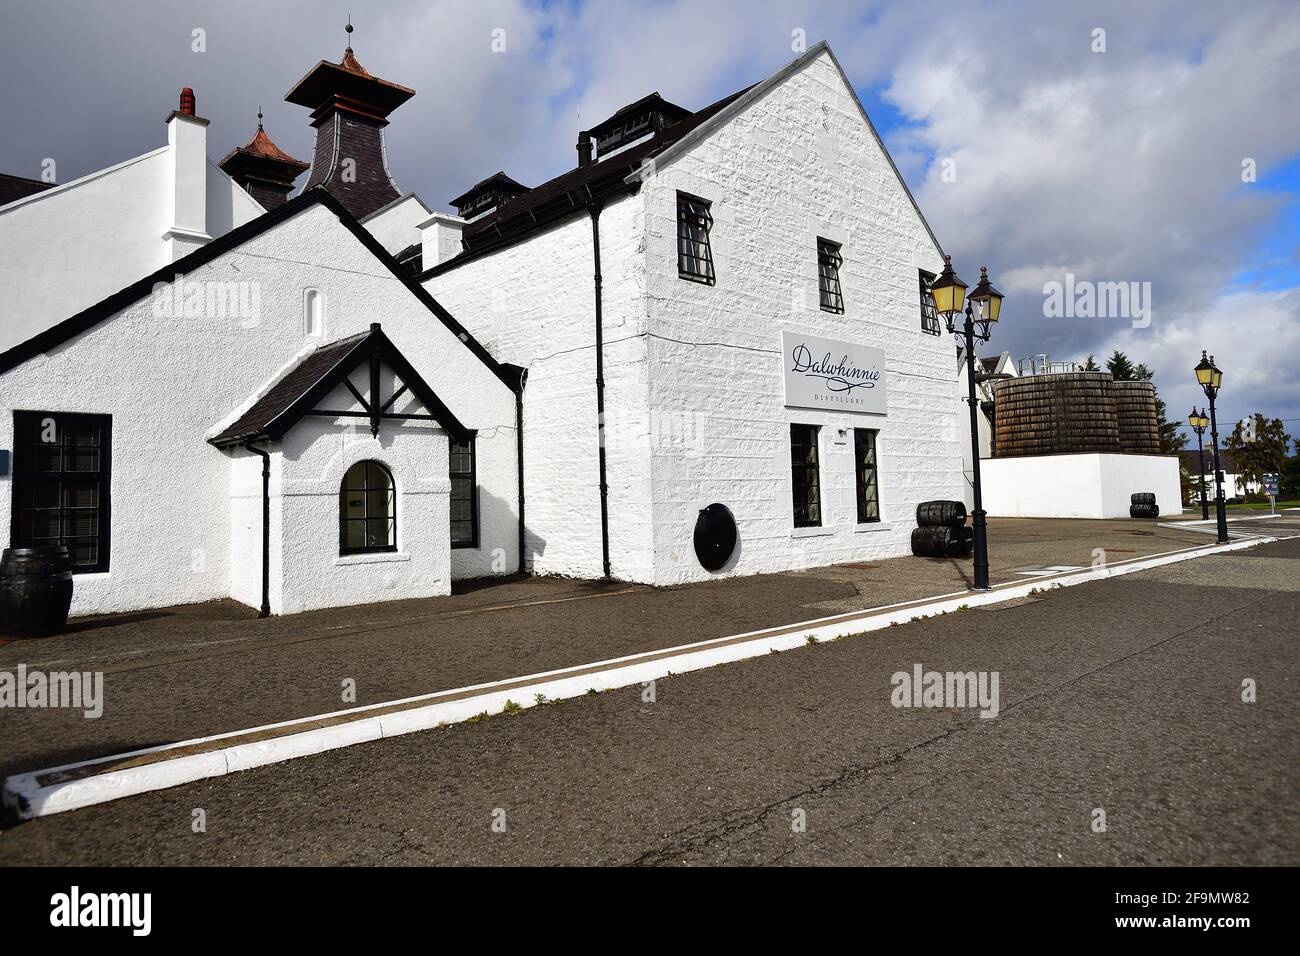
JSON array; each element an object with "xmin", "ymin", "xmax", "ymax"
[
  {"xmin": 305, "ymin": 288, "xmax": 324, "ymax": 336},
  {"xmin": 818, "ymin": 239, "xmax": 844, "ymax": 313},
  {"xmin": 677, "ymin": 192, "xmax": 715, "ymax": 285}
]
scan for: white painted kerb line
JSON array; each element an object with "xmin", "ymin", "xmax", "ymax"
[{"xmin": 2, "ymin": 534, "xmax": 1275, "ymax": 819}]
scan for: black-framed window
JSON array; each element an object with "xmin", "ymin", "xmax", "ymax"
[
  {"xmin": 818, "ymin": 238, "xmax": 844, "ymax": 313},
  {"xmin": 677, "ymin": 192, "xmax": 715, "ymax": 285},
  {"xmin": 11, "ymin": 411, "xmax": 112, "ymax": 573},
  {"xmin": 919, "ymin": 269, "xmax": 941, "ymax": 335},
  {"xmin": 790, "ymin": 423, "xmax": 822, "ymax": 528},
  {"xmin": 339, "ymin": 460, "xmax": 396, "ymax": 555},
  {"xmin": 450, "ymin": 438, "xmax": 477, "ymax": 548},
  {"xmin": 854, "ymin": 428, "xmax": 881, "ymax": 523}
]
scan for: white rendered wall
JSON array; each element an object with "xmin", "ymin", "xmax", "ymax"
[
  {"xmin": 0, "ymin": 201, "xmax": 516, "ymax": 616},
  {"xmin": 423, "ymin": 195, "xmax": 652, "ymax": 580},
  {"xmin": 229, "ymin": 448, "xmax": 265, "ymax": 610},
  {"xmin": 275, "ymin": 416, "xmax": 451, "ymax": 615},
  {"xmin": 362, "ymin": 194, "xmax": 432, "ymax": 255},
  {"xmin": 982, "ymin": 453, "xmax": 1182, "ymax": 518},
  {"xmin": 638, "ymin": 50, "xmax": 954, "ymax": 584},
  {"xmin": 0, "ymin": 147, "xmax": 262, "ymax": 354}
]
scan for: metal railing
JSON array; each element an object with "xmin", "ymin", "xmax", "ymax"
[{"xmin": 1016, "ymin": 354, "xmax": 1084, "ymax": 376}]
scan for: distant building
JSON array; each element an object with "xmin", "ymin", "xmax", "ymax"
[{"xmin": 1179, "ymin": 450, "xmax": 1261, "ymax": 500}]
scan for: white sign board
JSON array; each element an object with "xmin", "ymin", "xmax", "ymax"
[{"xmin": 781, "ymin": 331, "xmax": 887, "ymax": 414}]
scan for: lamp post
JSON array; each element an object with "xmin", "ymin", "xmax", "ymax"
[
  {"xmin": 930, "ymin": 256, "xmax": 1004, "ymax": 591},
  {"xmin": 1187, "ymin": 407, "xmax": 1210, "ymax": 520},
  {"xmin": 1194, "ymin": 351, "xmax": 1229, "ymax": 543}
]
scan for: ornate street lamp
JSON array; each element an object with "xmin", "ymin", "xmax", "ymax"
[
  {"xmin": 1187, "ymin": 407, "xmax": 1210, "ymax": 521},
  {"xmin": 931, "ymin": 256, "xmax": 1003, "ymax": 590},
  {"xmin": 1194, "ymin": 351, "xmax": 1229, "ymax": 543}
]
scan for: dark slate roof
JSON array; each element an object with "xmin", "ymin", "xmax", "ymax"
[
  {"xmin": 209, "ymin": 324, "xmax": 471, "ymax": 448},
  {"xmin": 210, "ymin": 332, "xmax": 369, "ymax": 446},
  {"xmin": 422, "ymin": 84, "xmax": 753, "ymax": 276},
  {"xmin": 1180, "ymin": 450, "xmax": 1240, "ymax": 472},
  {"xmin": 0, "ymin": 187, "xmax": 520, "ymax": 394},
  {"xmin": 0, "ymin": 172, "xmax": 57, "ymax": 206}
]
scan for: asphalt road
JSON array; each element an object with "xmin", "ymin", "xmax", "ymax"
[{"xmin": 1, "ymin": 537, "xmax": 1296, "ymax": 865}]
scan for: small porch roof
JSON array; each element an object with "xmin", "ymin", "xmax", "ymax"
[{"xmin": 209, "ymin": 323, "xmax": 470, "ymax": 448}]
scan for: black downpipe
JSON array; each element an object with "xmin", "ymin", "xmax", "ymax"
[
  {"xmin": 245, "ymin": 442, "xmax": 271, "ymax": 618},
  {"xmin": 514, "ymin": 367, "xmax": 528, "ymax": 574},
  {"xmin": 588, "ymin": 203, "xmax": 612, "ymax": 579}
]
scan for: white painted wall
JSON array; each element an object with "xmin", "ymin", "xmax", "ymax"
[
  {"xmin": 637, "ymin": 49, "xmax": 953, "ymax": 584},
  {"xmin": 982, "ymin": 453, "xmax": 1182, "ymax": 518},
  {"xmin": 424, "ymin": 198, "xmax": 649, "ymax": 580},
  {"xmin": 0, "ymin": 201, "xmax": 517, "ymax": 616},
  {"xmin": 276, "ymin": 416, "xmax": 451, "ymax": 615},
  {"xmin": 0, "ymin": 139, "xmax": 262, "ymax": 354},
  {"xmin": 362, "ymin": 193, "xmax": 432, "ymax": 255}
]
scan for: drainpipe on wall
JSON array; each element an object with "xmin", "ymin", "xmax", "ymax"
[
  {"xmin": 587, "ymin": 202, "xmax": 612, "ymax": 579},
  {"xmin": 244, "ymin": 442, "xmax": 272, "ymax": 618},
  {"xmin": 507, "ymin": 363, "xmax": 528, "ymax": 575}
]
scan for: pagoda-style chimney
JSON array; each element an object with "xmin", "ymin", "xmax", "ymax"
[
  {"xmin": 283, "ymin": 21, "xmax": 414, "ymax": 219},
  {"xmin": 219, "ymin": 111, "xmax": 310, "ymax": 211}
]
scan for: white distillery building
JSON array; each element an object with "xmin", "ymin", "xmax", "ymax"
[{"xmin": 0, "ymin": 39, "xmax": 963, "ymax": 616}]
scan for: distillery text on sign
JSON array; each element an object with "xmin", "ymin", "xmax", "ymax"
[{"xmin": 781, "ymin": 331, "xmax": 887, "ymax": 413}]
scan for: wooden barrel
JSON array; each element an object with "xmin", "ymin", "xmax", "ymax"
[
  {"xmin": 916, "ymin": 500, "xmax": 967, "ymax": 528},
  {"xmin": 1112, "ymin": 381, "xmax": 1162, "ymax": 454},
  {"xmin": 0, "ymin": 546, "xmax": 75, "ymax": 638},
  {"xmin": 993, "ymin": 372, "xmax": 1122, "ymax": 457},
  {"xmin": 911, "ymin": 526, "xmax": 969, "ymax": 558}
]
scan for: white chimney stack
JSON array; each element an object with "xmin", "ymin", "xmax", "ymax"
[
  {"xmin": 416, "ymin": 211, "xmax": 466, "ymax": 269},
  {"xmin": 163, "ymin": 87, "xmax": 211, "ymax": 261}
]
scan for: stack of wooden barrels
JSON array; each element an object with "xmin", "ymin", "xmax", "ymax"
[
  {"xmin": 1112, "ymin": 381, "xmax": 1162, "ymax": 454},
  {"xmin": 1129, "ymin": 492, "xmax": 1159, "ymax": 519},
  {"xmin": 911, "ymin": 500, "xmax": 973, "ymax": 558},
  {"xmin": 992, "ymin": 371, "xmax": 1121, "ymax": 457}
]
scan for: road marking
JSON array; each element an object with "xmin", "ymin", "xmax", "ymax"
[{"xmin": 1, "ymin": 534, "xmax": 1277, "ymax": 821}]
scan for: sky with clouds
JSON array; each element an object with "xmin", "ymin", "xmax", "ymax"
[{"xmin": 2, "ymin": 0, "xmax": 1297, "ymax": 443}]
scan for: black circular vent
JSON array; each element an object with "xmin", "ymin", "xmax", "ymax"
[{"xmin": 694, "ymin": 503, "xmax": 738, "ymax": 572}]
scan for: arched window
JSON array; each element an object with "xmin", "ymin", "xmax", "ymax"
[
  {"xmin": 305, "ymin": 288, "xmax": 324, "ymax": 336},
  {"xmin": 339, "ymin": 461, "xmax": 396, "ymax": 554}
]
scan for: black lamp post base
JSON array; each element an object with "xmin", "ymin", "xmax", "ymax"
[{"xmin": 971, "ymin": 507, "xmax": 991, "ymax": 590}]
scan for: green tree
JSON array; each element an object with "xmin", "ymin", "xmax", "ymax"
[
  {"xmin": 1223, "ymin": 414, "xmax": 1293, "ymax": 489},
  {"xmin": 1282, "ymin": 439, "xmax": 1300, "ymax": 498},
  {"xmin": 1130, "ymin": 362, "xmax": 1186, "ymax": 453},
  {"xmin": 1081, "ymin": 353, "xmax": 1100, "ymax": 371},
  {"xmin": 1106, "ymin": 350, "xmax": 1137, "ymax": 381}
]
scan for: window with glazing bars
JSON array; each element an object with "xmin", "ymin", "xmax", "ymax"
[
  {"xmin": 790, "ymin": 423, "xmax": 822, "ymax": 528},
  {"xmin": 11, "ymin": 411, "xmax": 112, "ymax": 572},
  {"xmin": 339, "ymin": 460, "xmax": 396, "ymax": 555},
  {"xmin": 677, "ymin": 192, "xmax": 715, "ymax": 284},
  {"xmin": 854, "ymin": 428, "xmax": 881, "ymax": 523},
  {"xmin": 919, "ymin": 269, "xmax": 941, "ymax": 335},
  {"xmin": 449, "ymin": 438, "xmax": 477, "ymax": 548},
  {"xmin": 818, "ymin": 238, "xmax": 844, "ymax": 313}
]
